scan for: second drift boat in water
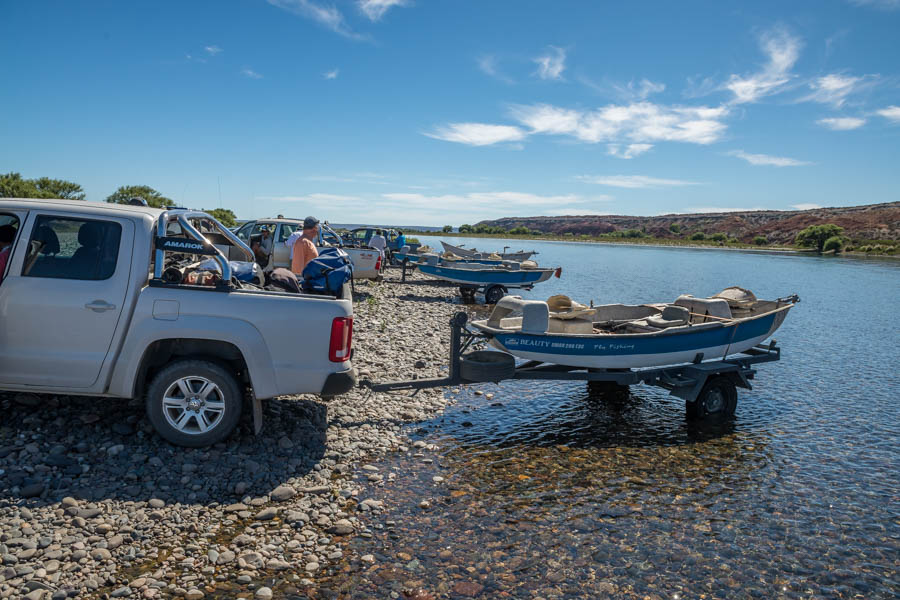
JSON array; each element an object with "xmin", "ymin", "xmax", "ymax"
[
  {"xmin": 440, "ymin": 241, "xmax": 536, "ymax": 262},
  {"xmin": 470, "ymin": 287, "xmax": 799, "ymax": 369}
]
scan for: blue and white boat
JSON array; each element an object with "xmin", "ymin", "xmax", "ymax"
[
  {"xmin": 417, "ymin": 262, "xmax": 560, "ymax": 288},
  {"xmin": 470, "ymin": 288, "xmax": 798, "ymax": 369}
]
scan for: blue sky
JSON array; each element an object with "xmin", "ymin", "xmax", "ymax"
[{"xmin": 2, "ymin": 0, "xmax": 899, "ymax": 225}]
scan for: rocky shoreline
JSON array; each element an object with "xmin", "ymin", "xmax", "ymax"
[{"xmin": 0, "ymin": 270, "xmax": 471, "ymax": 600}]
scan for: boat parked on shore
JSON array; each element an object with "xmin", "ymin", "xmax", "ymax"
[
  {"xmin": 471, "ymin": 287, "xmax": 798, "ymax": 369},
  {"xmin": 441, "ymin": 241, "xmax": 536, "ymax": 261}
]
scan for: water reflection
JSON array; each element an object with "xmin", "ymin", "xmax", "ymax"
[{"xmin": 312, "ymin": 240, "xmax": 899, "ymax": 599}]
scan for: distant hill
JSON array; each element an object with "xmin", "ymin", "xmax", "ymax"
[{"xmin": 476, "ymin": 201, "xmax": 900, "ymax": 244}]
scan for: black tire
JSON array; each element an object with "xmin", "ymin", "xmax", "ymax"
[
  {"xmin": 459, "ymin": 351, "xmax": 516, "ymax": 383},
  {"xmin": 484, "ymin": 285, "xmax": 508, "ymax": 305},
  {"xmin": 587, "ymin": 381, "xmax": 630, "ymax": 399},
  {"xmin": 459, "ymin": 287, "xmax": 477, "ymax": 304},
  {"xmin": 146, "ymin": 360, "xmax": 243, "ymax": 447},
  {"xmin": 686, "ymin": 375, "xmax": 737, "ymax": 421}
]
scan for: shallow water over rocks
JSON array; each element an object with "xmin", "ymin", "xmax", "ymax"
[{"xmin": 310, "ymin": 240, "xmax": 899, "ymax": 599}]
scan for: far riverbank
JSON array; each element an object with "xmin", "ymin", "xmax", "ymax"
[{"xmin": 415, "ymin": 232, "xmax": 900, "ymax": 260}]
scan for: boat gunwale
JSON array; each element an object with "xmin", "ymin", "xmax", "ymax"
[{"xmin": 470, "ymin": 302, "xmax": 795, "ymax": 340}]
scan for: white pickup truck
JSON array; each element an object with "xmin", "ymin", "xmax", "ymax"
[
  {"xmin": 231, "ymin": 218, "xmax": 383, "ymax": 280},
  {"xmin": 0, "ymin": 199, "xmax": 357, "ymax": 447}
]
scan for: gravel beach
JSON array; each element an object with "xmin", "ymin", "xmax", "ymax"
[{"xmin": 0, "ymin": 270, "xmax": 470, "ymax": 600}]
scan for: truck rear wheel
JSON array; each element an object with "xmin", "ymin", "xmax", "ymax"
[{"xmin": 146, "ymin": 360, "xmax": 243, "ymax": 447}]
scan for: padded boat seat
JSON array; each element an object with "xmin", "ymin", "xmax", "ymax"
[
  {"xmin": 644, "ymin": 305, "xmax": 689, "ymax": 328},
  {"xmin": 674, "ymin": 295, "xmax": 732, "ymax": 322},
  {"xmin": 487, "ymin": 295, "xmax": 549, "ymax": 334}
]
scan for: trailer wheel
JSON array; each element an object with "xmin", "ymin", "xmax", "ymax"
[
  {"xmin": 686, "ymin": 376, "xmax": 737, "ymax": 421},
  {"xmin": 146, "ymin": 360, "xmax": 243, "ymax": 447},
  {"xmin": 460, "ymin": 350, "xmax": 516, "ymax": 383},
  {"xmin": 587, "ymin": 381, "xmax": 630, "ymax": 399},
  {"xmin": 484, "ymin": 285, "xmax": 508, "ymax": 304},
  {"xmin": 459, "ymin": 287, "xmax": 477, "ymax": 304}
]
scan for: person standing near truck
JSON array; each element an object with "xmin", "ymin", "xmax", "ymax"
[{"xmin": 289, "ymin": 216, "xmax": 320, "ymax": 274}]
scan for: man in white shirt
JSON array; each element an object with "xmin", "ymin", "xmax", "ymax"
[{"xmin": 369, "ymin": 230, "xmax": 386, "ymax": 254}]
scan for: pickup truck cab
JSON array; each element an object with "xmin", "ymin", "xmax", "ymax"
[
  {"xmin": 0, "ymin": 199, "xmax": 356, "ymax": 447},
  {"xmin": 232, "ymin": 218, "xmax": 383, "ymax": 280}
]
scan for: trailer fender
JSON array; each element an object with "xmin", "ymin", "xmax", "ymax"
[{"xmin": 669, "ymin": 376, "xmax": 707, "ymax": 403}]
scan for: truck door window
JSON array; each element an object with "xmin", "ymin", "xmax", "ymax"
[
  {"xmin": 0, "ymin": 213, "xmax": 21, "ymax": 282},
  {"xmin": 234, "ymin": 222, "xmax": 254, "ymax": 242},
  {"xmin": 278, "ymin": 225, "xmax": 297, "ymax": 243},
  {"xmin": 22, "ymin": 216, "xmax": 122, "ymax": 281}
]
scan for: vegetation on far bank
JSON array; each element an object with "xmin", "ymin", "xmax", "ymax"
[{"xmin": 416, "ymin": 222, "xmax": 899, "ymax": 256}]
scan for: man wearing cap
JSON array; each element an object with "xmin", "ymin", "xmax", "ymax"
[
  {"xmin": 251, "ymin": 225, "xmax": 273, "ymax": 267},
  {"xmin": 287, "ymin": 216, "xmax": 320, "ymax": 274}
]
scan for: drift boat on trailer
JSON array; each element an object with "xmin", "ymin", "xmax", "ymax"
[
  {"xmin": 470, "ymin": 288, "xmax": 798, "ymax": 369},
  {"xmin": 417, "ymin": 259, "xmax": 561, "ymax": 303}
]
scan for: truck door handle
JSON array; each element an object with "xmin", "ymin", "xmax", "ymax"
[{"xmin": 85, "ymin": 300, "xmax": 117, "ymax": 312}]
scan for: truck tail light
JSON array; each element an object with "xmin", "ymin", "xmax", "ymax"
[
  {"xmin": 329, "ymin": 317, "xmax": 353, "ymax": 362},
  {"xmin": 375, "ymin": 254, "xmax": 382, "ymax": 271}
]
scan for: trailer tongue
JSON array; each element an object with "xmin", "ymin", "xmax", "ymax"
[{"xmin": 362, "ymin": 312, "xmax": 783, "ymax": 421}]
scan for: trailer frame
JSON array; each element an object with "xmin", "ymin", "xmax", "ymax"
[{"xmin": 363, "ymin": 312, "xmax": 782, "ymax": 420}]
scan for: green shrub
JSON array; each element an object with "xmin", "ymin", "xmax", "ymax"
[
  {"xmin": 795, "ymin": 224, "xmax": 844, "ymax": 252},
  {"xmin": 823, "ymin": 236, "xmax": 843, "ymax": 253},
  {"xmin": 753, "ymin": 235, "xmax": 768, "ymax": 245},
  {"xmin": 669, "ymin": 223, "xmax": 681, "ymax": 234},
  {"xmin": 709, "ymin": 232, "xmax": 728, "ymax": 242},
  {"xmin": 690, "ymin": 232, "xmax": 706, "ymax": 241}
]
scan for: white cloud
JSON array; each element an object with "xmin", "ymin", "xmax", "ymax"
[
  {"xmin": 876, "ymin": 105, "xmax": 900, "ymax": 122},
  {"xmin": 849, "ymin": 0, "xmax": 900, "ymax": 9},
  {"xmin": 791, "ymin": 203, "xmax": 823, "ymax": 210},
  {"xmin": 273, "ymin": 193, "xmax": 362, "ymax": 204},
  {"xmin": 508, "ymin": 102, "xmax": 729, "ymax": 145},
  {"xmin": 607, "ymin": 143, "xmax": 654, "ymax": 159},
  {"xmin": 725, "ymin": 27, "xmax": 801, "ymax": 104},
  {"xmin": 267, "ymin": 0, "xmax": 362, "ymax": 39},
  {"xmin": 533, "ymin": 46, "xmax": 566, "ymax": 80},
  {"xmin": 576, "ymin": 175, "xmax": 701, "ymax": 189},
  {"xmin": 358, "ymin": 0, "xmax": 409, "ymax": 21},
  {"xmin": 425, "ymin": 123, "xmax": 526, "ymax": 146},
  {"xmin": 260, "ymin": 190, "xmax": 614, "ymax": 224},
  {"xmin": 817, "ymin": 117, "xmax": 866, "ymax": 130},
  {"xmin": 615, "ymin": 78, "xmax": 666, "ymax": 101},
  {"xmin": 204, "ymin": 45, "xmax": 223, "ymax": 55},
  {"xmin": 324, "ymin": 69, "xmax": 339, "ymax": 80},
  {"xmin": 728, "ymin": 150, "xmax": 811, "ymax": 167},
  {"xmin": 800, "ymin": 74, "xmax": 875, "ymax": 107},
  {"xmin": 477, "ymin": 55, "xmax": 514, "ymax": 84},
  {"xmin": 241, "ymin": 68, "xmax": 263, "ymax": 79}
]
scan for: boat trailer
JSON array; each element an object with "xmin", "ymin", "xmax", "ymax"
[{"xmin": 362, "ymin": 312, "xmax": 783, "ymax": 420}]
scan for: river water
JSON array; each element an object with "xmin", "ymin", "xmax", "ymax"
[{"xmin": 326, "ymin": 238, "xmax": 900, "ymax": 598}]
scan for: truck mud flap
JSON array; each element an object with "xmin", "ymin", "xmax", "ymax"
[{"xmin": 321, "ymin": 369, "xmax": 358, "ymax": 398}]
